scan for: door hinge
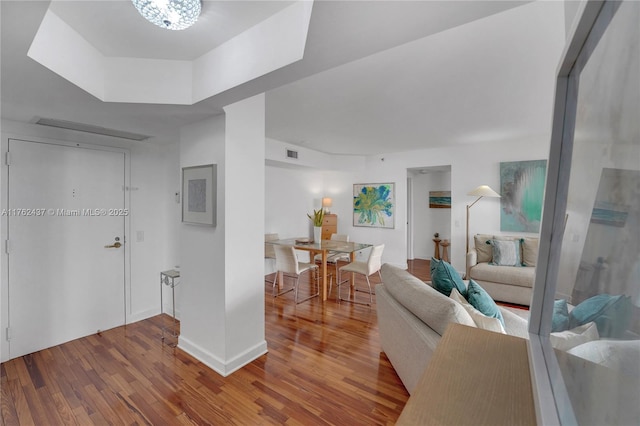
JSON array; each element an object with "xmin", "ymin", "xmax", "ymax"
[
  {"xmin": 4, "ymin": 152, "xmax": 10, "ymax": 166},
  {"xmin": 6, "ymin": 327, "xmax": 11, "ymax": 341},
  {"xmin": 5, "ymin": 240, "xmax": 9, "ymax": 254}
]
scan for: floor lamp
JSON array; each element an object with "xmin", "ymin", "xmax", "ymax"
[{"xmin": 466, "ymin": 185, "xmax": 501, "ymax": 254}]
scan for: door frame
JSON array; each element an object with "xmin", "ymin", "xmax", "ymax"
[{"xmin": 0, "ymin": 134, "xmax": 131, "ymax": 362}]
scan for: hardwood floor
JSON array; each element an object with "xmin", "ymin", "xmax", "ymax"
[{"xmin": 1, "ymin": 262, "xmax": 419, "ymax": 425}]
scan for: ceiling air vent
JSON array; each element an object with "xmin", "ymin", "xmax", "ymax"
[
  {"xmin": 286, "ymin": 149, "xmax": 298, "ymax": 159},
  {"xmin": 34, "ymin": 118, "xmax": 151, "ymax": 141}
]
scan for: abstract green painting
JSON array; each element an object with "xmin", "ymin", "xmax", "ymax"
[
  {"xmin": 353, "ymin": 183, "xmax": 395, "ymax": 228},
  {"xmin": 500, "ymin": 160, "xmax": 546, "ymax": 232}
]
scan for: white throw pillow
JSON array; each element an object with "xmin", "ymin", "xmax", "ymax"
[
  {"xmin": 449, "ymin": 288, "xmax": 505, "ymax": 334},
  {"xmin": 550, "ymin": 321, "xmax": 600, "ymax": 351}
]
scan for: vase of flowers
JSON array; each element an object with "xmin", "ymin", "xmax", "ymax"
[{"xmin": 308, "ymin": 209, "xmax": 325, "ymax": 242}]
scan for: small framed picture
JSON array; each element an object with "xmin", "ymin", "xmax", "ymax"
[
  {"xmin": 182, "ymin": 164, "xmax": 216, "ymax": 226},
  {"xmin": 429, "ymin": 191, "xmax": 451, "ymax": 208}
]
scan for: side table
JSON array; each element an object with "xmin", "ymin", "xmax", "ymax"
[
  {"xmin": 432, "ymin": 238, "xmax": 441, "ymax": 260},
  {"xmin": 440, "ymin": 239, "xmax": 450, "ymax": 263},
  {"xmin": 160, "ymin": 269, "xmax": 180, "ymax": 346}
]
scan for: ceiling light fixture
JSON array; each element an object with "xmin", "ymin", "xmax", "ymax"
[{"xmin": 132, "ymin": 0, "xmax": 201, "ymax": 30}]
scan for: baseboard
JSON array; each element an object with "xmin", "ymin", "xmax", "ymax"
[
  {"xmin": 178, "ymin": 336, "xmax": 268, "ymax": 377},
  {"xmin": 126, "ymin": 307, "xmax": 160, "ymax": 324}
]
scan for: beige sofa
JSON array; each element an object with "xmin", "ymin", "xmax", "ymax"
[
  {"xmin": 465, "ymin": 234, "xmax": 539, "ymax": 306},
  {"xmin": 376, "ymin": 264, "xmax": 528, "ymax": 394}
]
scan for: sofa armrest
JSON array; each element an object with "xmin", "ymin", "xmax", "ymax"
[{"xmin": 466, "ymin": 249, "xmax": 478, "ymax": 279}]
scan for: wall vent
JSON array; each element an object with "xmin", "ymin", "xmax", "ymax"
[
  {"xmin": 34, "ymin": 117, "xmax": 151, "ymax": 141},
  {"xmin": 286, "ymin": 149, "xmax": 298, "ymax": 159}
]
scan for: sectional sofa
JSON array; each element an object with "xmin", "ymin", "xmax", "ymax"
[{"xmin": 376, "ymin": 263, "xmax": 529, "ymax": 394}]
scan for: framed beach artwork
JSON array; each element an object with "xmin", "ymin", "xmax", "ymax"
[
  {"xmin": 429, "ymin": 191, "xmax": 451, "ymax": 208},
  {"xmin": 499, "ymin": 160, "xmax": 546, "ymax": 232},
  {"xmin": 353, "ymin": 183, "xmax": 395, "ymax": 228},
  {"xmin": 182, "ymin": 164, "xmax": 216, "ymax": 226}
]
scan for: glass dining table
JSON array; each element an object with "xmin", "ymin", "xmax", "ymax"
[{"xmin": 268, "ymin": 238, "xmax": 373, "ymax": 301}]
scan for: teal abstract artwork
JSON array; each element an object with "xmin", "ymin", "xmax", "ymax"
[
  {"xmin": 500, "ymin": 160, "xmax": 546, "ymax": 232},
  {"xmin": 353, "ymin": 183, "xmax": 395, "ymax": 228}
]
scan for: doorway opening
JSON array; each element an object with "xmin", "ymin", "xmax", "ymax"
[{"xmin": 407, "ymin": 165, "xmax": 452, "ymax": 262}]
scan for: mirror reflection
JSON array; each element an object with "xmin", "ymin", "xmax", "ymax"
[{"xmin": 550, "ymin": 2, "xmax": 639, "ymax": 424}]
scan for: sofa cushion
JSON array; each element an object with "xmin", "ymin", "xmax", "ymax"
[
  {"xmin": 567, "ymin": 339, "xmax": 640, "ymax": 377},
  {"xmin": 489, "ymin": 239, "xmax": 523, "ymax": 266},
  {"xmin": 552, "ymin": 299, "xmax": 570, "ymax": 332},
  {"xmin": 522, "ymin": 237, "xmax": 539, "ymax": 267},
  {"xmin": 450, "ymin": 288, "xmax": 505, "ymax": 334},
  {"xmin": 569, "ymin": 294, "xmax": 632, "ymax": 338},
  {"xmin": 550, "ymin": 321, "xmax": 599, "ymax": 351},
  {"xmin": 381, "ymin": 264, "xmax": 476, "ymax": 336},
  {"xmin": 468, "ymin": 263, "xmax": 534, "ymax": 288},
  {"xmin": 500, "ymin": 308, "xmax": 529, "ymax": 339},
  {"xmin": 474, "ymin": 234, "xmax": 494, "ymax": 263},
  {"xmin": 430, "ymin": 258, "xmax": 467, "ymax": 297},
  {"xmin": 467, "ymin": 280, "xmax": 505, "ymax": 328}
]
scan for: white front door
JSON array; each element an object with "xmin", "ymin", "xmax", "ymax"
[{"xmin": 7, "ymin": 139, "xmax": 126, "ymax": 358}]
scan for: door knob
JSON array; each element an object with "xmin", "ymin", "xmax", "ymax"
[{"xmin": 104, "ymin": 242, "xmax": 122, "ymax": 248}]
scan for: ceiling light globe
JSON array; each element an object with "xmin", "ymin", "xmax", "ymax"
[{"xmin": 132, "ymin": 0, "xmax": 201, "ymax": 31}]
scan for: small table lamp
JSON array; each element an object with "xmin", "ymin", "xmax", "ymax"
[{"xmin": 322, "ymin": 197, "xmax": 332, "ymax": 213}]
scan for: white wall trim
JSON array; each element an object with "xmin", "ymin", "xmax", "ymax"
[
  {"xmin": 127, "ymin": 307, "xmax": 161, "ymax": 325},
  {"xmin": 178, "ymin": 336, "xmax": 268, "ymax": 377}
]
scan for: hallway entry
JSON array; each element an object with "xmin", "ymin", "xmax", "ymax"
[{"xmin": 407, "ymin": 166, "xmax": 452, "ymax": 261}]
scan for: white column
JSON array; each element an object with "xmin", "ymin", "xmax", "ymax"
[
  {"xmin": 178, "ymin": 93, "xmax": 267, "ymax": 376},
  {"xmin": 222, "ymin": 94, "xmax": 267, "ymax": 372}
]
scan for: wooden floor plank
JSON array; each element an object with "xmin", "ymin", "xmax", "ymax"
[{"xmin": 0, "ymin": 260, "xmax": 435, "ymax": 425}]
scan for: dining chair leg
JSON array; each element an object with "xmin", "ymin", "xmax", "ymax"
[
  {"xmin": 272, "ymin": 272, "xmax": 278, "ymax": 297},
  {"xmin": 350, "ymin": 275, "xmax": 374, "ymax": 306},
  {"xmin": 273, "ymin": 272, "xmax": 294, "ymax": 298},
  {"xmin": 295, "ymin": 269, "xmax": 320, "ymax": 304},
  {"xmin": 337, "ymin": 269, "xmax": 345, "ymax": 302},
  {"xmin": 365, "ymin": 276, "xmax": 373, "ymax": 305}
]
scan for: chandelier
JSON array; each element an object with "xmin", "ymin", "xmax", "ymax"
[{"xmin": 131, "ymin": 0, "xmax": 201, "ymax": 30}]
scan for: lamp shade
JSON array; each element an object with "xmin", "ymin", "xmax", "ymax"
[
  {"xmin": 322, "ymin": 197, "xmax": 333, "ymax": 208},
  {"xmin": 132, "ymin": 0, "xmax": 201, "ymax": 30},
  {"xmin": 467, "ymin": 185, "xmax": 501, "ymax": 198}
]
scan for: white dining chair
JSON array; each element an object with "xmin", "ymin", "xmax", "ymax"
[
  {"xmin": 273, "ymin": 245, "xmax": 320, "ymax": 303},
  {"xmin": 264, "ymin": 233, "xmax": 279, "ymax": 286},
  {"xmin": 337, "ymin": 244, "xmax": 384, "ymax": 305}
]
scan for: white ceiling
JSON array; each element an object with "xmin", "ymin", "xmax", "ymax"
[{"xmin": 1, "ymin": 0, "xmax": 567, "ymax": 155}]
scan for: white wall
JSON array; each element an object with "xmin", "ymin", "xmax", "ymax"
[
  {"xmin": 265, "ymin": 137, "xmax": 551, "ymax": 275},
  {"xmin": 410, "ymin": 170, "xmax": 452, "ymax": 260},
  {"xmin": 0, "ymin": 119, "xmax": 179, "ymax": 361},
  {"xmin": 178, "ymin": 115, "xmax": 227, "ymax": 370},
  {"xmin": 367, "ymin": 141, "xmax": 551, "ymax": 273}
]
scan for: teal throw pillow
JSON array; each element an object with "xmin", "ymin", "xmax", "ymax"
[
  {"xmin": 430, "ymin": 257, "xmax": 466, "ymax": 297},
  {"xmin": 569, "ymin": 294, "xmax": 632, "ymax": 338},
  {"xmin": 489, "ymin": 239, "xmax": 523, "ymax": 266},
  {"xmin": 466, "ymin": 279, "xmax": 505, "ymax": 328},
  {"xmin": 429, "ymin": 257, "xmax": 440, "ymax": 277},
  {"xmin": 552, "ymin": 299, "xmax": 570, "ymax": 332}
]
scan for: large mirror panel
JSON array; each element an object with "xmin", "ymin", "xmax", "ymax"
[{"xmin": 537, "ymin": 0, "xmax": 639, "ymax": 424}]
